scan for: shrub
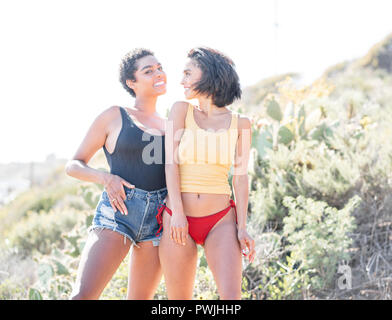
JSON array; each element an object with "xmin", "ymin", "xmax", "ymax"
[
  {"xmin": 282, "ymin": 195, "xmax": 360, "ymax": 293},
  {"xmin": 6, "ymin": 208, "xmax": 87, "ymax": 257}
]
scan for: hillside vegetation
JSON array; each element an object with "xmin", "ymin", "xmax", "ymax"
[{"xmin": 1, "ymin": 33, "xmax": 392, "ymax": 300}]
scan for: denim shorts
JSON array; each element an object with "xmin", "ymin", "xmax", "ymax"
[{"xmin": 89, "ymin": 186, "xmax": 168, "ymax": 247}]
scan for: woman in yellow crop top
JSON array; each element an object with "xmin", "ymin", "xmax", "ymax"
[{"xmin": 158, "ymin": 47, "xmax": 255, "ymax": 299}]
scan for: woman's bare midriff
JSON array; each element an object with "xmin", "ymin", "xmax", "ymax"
[{"xmin": 165, "ymin": 193, "xmax": 231, "ymax": 218}]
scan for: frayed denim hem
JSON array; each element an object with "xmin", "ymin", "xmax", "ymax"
[{"xmin": 88, "ymin": 225, "xmax": 140, "ymax": 248}]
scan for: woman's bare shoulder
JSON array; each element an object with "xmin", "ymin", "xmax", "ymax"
[
  {"xmin": 171, "ymin": 101, "xmax": 189, "ymax": 112},
  {"xmin": 237, "ymin": 114, "xmax": 251, "ymax": 130},
  {"xmin": 93, "ymin": 105, "xmax": 122, "ymax": 122},
  {"xmin": 102, "ymin": 105, "xmax": 122, "ymax": 117},
  {"xmin": 85, "ymin": 106, "xmax": 122, "ymax": 135},
  {"xmin": 168, "ymin": 101, "xmax": 189, "ymax": 118}
]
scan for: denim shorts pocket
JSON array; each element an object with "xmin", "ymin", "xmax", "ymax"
[
  {"xmin": 102, "ymin": 190, "xmax": 109, "ymax": 202},
  {"xmin": 126, "ymin": 188, "xmax": 135, "ymax": 201}
]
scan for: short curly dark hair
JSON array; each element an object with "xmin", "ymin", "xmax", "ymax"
[
  {"xmin": 187, "ymin": 47, "xmax": 242, "ymax": 107},
  {"xmin": 119, "ymin": 48, "xmax": 154, "ymax": 97}
]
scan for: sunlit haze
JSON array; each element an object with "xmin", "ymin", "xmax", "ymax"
[{"xmin": 1, "ymin": 0, "xmax": 391, "ymax": 163}]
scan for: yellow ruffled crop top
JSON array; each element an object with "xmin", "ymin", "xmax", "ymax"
[{"xmin": 178, "ymin": 103, "xmax": 239, "ymax": 195}]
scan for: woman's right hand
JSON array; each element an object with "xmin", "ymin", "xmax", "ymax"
[
  {"xmin": 103, "ymin": 173, "xmax": 135, "ymax": 215},
  {"xmin": 170, "ymin": 212, "xmax": 188, "ymax": 246}
]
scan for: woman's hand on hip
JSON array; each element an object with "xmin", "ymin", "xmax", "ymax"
[
  {"xmin": 237, "ymin": 228, "xmax": 256, "ymax": 263},
  {"xmin": 170, "ymin": 212, "xmax": 188, "ymax": 246},
  {"xmin": 103, "ymin": 173, "xmax": 134, "ymax": 215}
]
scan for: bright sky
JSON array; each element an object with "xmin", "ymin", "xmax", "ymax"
[{"xmin": 1, "ymin": 0, "xmax": 391, "ymax": 164}]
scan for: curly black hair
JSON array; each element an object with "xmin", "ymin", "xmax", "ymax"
[
  {"xmin": 187, "ymin": 47, "xmax": 242, "ymax": 107},
  {"xmin": 119, "ymin": 48, "xmax": 154, "ymax": 97}
]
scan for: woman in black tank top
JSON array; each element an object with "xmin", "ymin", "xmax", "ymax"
[{"xmin": 65, "ymin": 48, "xmax": 167, "ymax": 300}]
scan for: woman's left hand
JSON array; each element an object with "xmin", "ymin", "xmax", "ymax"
[{"xmin": 237, "ymin": 228, "xmax": 256, "ymax": 263}]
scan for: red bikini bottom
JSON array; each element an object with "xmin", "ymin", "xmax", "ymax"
[{"xmin": 155, "ymin": 199, "xmax": 237, "ymax": 245}]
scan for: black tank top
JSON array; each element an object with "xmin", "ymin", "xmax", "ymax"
[{"xmin": 103, "ymin": 107, "xmax": 166, "ymax": 191}]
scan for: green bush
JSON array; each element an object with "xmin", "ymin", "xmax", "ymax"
[
  {"xmin": 0, "ymin": 279, "xmax": 26, "ymax": 300},
  {"xmin": 7, "ymin": 208, "xmax": 86, "ymax": 257},
  {"xmin": 0, "ymin": 182, "xmax": 80, "ymax": 237},
  {"xmin": 245, "ymin": 59, "xmax": 392, "ymax": 299},
  {"xmin": 244, "ymin": 195, "xmax": 359, "ymax": 299},
  {"xmin": 26, "ymin": 214, "xmax": 92, "ymax": 300},
  {"xmin": 282, "ymin": 195, "xmax": 360, "ymax": 292}
]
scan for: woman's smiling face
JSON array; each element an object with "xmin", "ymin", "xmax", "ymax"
[
  {"xmin": 127, "ymin": 55, "xmax": 167, "ymax": 97},
  {"xmin": 180, "ymin": 58, "xmax": 202, "ymax": 100}
]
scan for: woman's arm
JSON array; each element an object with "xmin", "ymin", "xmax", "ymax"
[
  {"xmin": 165, "ymin": 101, "xmax": 189, "ymax": 246},
  {"xmin": 65, "ymin": 106, "xmax": 134, "ymax": 215},
  {"xmin": 232, "ymin": 115, "xmax": 255, "ymax": 262}
]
